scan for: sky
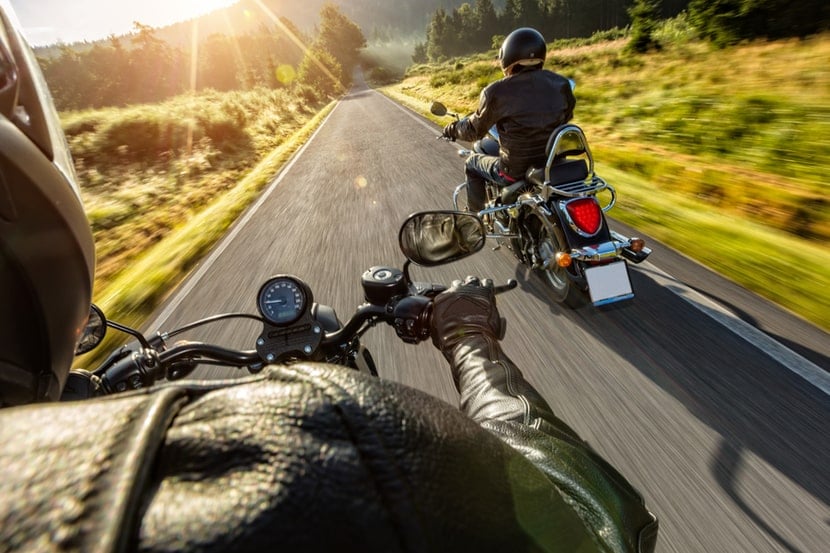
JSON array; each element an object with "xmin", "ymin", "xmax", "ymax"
[{"xmin": 8, "ymin": 0, "xmax": 237, "ymax": 46}]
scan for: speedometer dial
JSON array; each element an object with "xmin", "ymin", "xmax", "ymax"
[{"xmin": 257, "ymin": 276, "xmax": 308, "ymax": 326}]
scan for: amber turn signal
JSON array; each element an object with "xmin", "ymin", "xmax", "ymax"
[
  {"xmin": 555, "ymin": 252, "xmax": 572, "ymax": 267},
  {"xmin": 630, "ymin": 238, "xmax": 645, "ymax": 252}
]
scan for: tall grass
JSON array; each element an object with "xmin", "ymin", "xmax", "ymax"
[{"xmin": 64, "ymin": 87, "xmax": 328, "ymax": 298}]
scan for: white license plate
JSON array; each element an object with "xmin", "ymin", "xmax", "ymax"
[{"xmin": 585, "ymin": 261, "xmax": 633, "ymax": 306}]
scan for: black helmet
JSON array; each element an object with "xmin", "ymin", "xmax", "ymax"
[
  {"xmin": 0, "ymin": 2, "xmax": 95, "ymax": 406},
  {"xmin": 498, "ymin": 27, "xmax": 546, "ymax": 74}
]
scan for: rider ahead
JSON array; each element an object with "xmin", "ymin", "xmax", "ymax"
[
  {"xmin": 0, "ymin": 5, "xmax": 656, "ymax": 551},
  {"xmin": 442, "ymin": 27, "xmax": 576, "ymax": 213}
]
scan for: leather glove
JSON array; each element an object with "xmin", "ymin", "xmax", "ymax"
[
  {"xmin": 431, "ymin": 276, "xmax": 503, "ymax": 353},
  {"xmin": 442, "ymin": 121, "xmax": 458, "ymax": 141}
]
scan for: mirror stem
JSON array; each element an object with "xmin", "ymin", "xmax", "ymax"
[
  {"xmin": 106, "ymin": 320, "xmax": 151, "ymax": 349},
  {"xmin": 402, "ymin": 259, "xmax": 413, "ymax": 287}
]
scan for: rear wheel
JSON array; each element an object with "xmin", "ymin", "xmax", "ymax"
[{"xmin": 534, "ymin": 218, "xmax": 587, "ymax": 308}]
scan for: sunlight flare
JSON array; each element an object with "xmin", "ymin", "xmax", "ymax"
[
  {"xmin": 186, "ymin": 18, "xmax": 199, "ymax": 154},
  {"xmin": 276, "ymin": 64, "xmax": 295, "ymax": 85},
  {"xmin": 251, "ymin": 0, "xmax": 345, "ymax": 93}
]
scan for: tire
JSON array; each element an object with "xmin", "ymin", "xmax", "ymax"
[{"xmin": 533, "ymin": 216, "xmax": 588, "ymax": 308}]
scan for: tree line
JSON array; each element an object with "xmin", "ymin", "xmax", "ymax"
[
  {"xmin": 38, "ymin": 4, "xmax": 366, "ymax": 111},
  {"xmin": 415, "ymin": 0, "xmax": 829, "ymax": 62}
]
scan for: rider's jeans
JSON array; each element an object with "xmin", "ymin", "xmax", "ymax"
[{"xmin": 464, "ymin": 154, "xmax": 512, "ymax": 212}]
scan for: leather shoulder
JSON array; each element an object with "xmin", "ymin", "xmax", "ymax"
[{"xmin": 0, "ymin": 387, "xmax": 187, "ymax": 552}]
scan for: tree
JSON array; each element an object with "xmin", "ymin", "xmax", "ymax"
[
  {"xmin": 198, "ymin": 34, "xmax": 240, "ymax": 91},
  {"xmin": 688, "ymin": 0, "xmax": 829, "ymax": 45},
  {"xmin": 627, "ymin": 0, "xmax": 662, "ymax": 53},
  {"xmin": 127, "ymin": 22, "xmax": 181, "ymax": 103},
  {"xmin": 426, "ymin": 9, "xmax": 451, "ymax": 61},
  {"xmin": 315, "ymin": 2, "xmax": 366, "ymax": 83},
  {"xmin": 39, "ymin": 46, "xmax": 88, "ymax": 110},
  {"xmin": 82, "ymin": 37, "xmax": 131, "ymax": 107},
  {"xmin": 473, "ymin": 0, "xmax": 500, "ymax": 50},
  {"xmin": 502, "ymin": 0, "xmax": 544, "ymax": 29},
  {"xmin": 412, "ymin": 41, "xmax": 428, "ymax": 64}
]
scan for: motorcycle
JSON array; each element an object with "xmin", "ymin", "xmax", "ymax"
[
  {"xmin": 431, "ymin": 101, "xmax": 651, "ymax": 308},
  {"xmin": 65, "ymin": 211, "xmax": 517, "ymax": 399}
]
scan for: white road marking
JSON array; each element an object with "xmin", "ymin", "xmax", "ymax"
[{"xmin": 639, "ymin": 261, "xmax": 830, "ymax": 395}]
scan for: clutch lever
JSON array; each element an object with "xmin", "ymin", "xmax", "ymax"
[{"xmin": 493, "ymin": 279, "xmax": 518, "ymax": 295}]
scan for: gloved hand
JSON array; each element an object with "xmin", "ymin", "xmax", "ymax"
[
  {"xmin": 442, "ymin": 121, "xmax": 458, "ymax": 141},
  {"xmin": 431, "ymin": 276, "xmax": 504, "ymax": 354}
]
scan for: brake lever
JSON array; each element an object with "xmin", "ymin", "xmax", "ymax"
[{"xmin": 493, "ymin": 279, "xmax": 518, "ymax": 295}]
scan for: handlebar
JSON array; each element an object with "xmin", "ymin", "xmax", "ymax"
[{"xmin": 86, "ymin": 278, "xmax": 518, "ymax": 397}]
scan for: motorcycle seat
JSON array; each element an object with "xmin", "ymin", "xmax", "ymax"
[{"xmin": 525, "ymin": 158, "xmax": 588, "ymax": 188}]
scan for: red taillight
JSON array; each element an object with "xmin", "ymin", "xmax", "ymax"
[{"xmin": 565, "ymin": 198, "xmax": 602, "ymax": 235}]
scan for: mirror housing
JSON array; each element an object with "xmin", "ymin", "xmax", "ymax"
[
  {"xmin": 399, "ymin": 211, "xmax": 485, "ymax": 266},
  {"xmin": 74, "ymin": 304, "xmax": 107, "ymax": 356},
  {"xmin": 430, "ymin": 101, "xmax": 447, "ymax": 116}
]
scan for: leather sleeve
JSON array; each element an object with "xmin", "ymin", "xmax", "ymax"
[
  {"xmin": 0, "ymin": 361, "xmax": 655, "ymax": 553},
  {"xmin": 455, "ymin": 87, "xmax": 497, "ymax": 143},
  {"xmin": 445, "ymin": 334, "xmax": 659, "ymax": 553}
]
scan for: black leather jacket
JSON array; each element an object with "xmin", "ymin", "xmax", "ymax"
[
  {"xmin": 0, "ymin": 336, "xmax": 656, "ymax": 552},
  {"xmin": 454, "ymin": 68, "xmax": 576, "ymax": 179}
]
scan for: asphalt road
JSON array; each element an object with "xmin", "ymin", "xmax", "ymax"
[{"xmin": 147, "ymin": 76, "xmax": 830, "ymax": 552}]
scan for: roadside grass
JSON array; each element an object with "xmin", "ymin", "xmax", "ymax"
[
  {"xmin": 380, "ymin": 33, "xmax": 830, "ymax": 330},
  {"xmin": 94, "ymin": 102, "xmax": 336, "ymax": 326},
  {"xmin": 66, "ymin": 88, "xmax": 327, "ymax": 294},
  {"xmin": 599, "ymin": 165, "xmax": 830, "ymax": 329},
  {"xmin": 70, "ymin": 91, "xmax": 334, "ymax": 369}
]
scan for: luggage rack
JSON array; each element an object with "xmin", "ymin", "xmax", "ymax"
[{"xmin": 548, "ymin": 175, "xmax": 608, "ymax": 197}]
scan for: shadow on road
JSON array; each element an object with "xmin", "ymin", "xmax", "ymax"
[{"xmin": 508, "ymin": 256, "xmax": 829, "ymax": 553}]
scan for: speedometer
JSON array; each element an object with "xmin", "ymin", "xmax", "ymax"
[{"xmin": 257, "ymin": 276, "xmax": 309, "ymax": 326}]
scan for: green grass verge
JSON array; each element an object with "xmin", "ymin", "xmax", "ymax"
[
  {"xmin": 97, "ymin": 101, "xmax": 336, "ymax": 323},
  {"xmin": 76, "ymin": 102, "xmax": 336, "ymax": 369},
  {"xmin": 600, "ymin": 164, "xmax": 830, "ymax": 329}
]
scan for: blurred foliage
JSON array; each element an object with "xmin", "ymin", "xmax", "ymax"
[
  {"xmin": 65, "ymin": 86, "xmax": 325, "ymax": 293},
  {"xmin": 688, "ymin": 0, "xmax": 830, "ymax": 46},
  {"xmin": 419, "ymin": 0, "xmax": 636, "ymax": 62},
  {"xmin": 415, "ymin": 0, "xmax": 827, "ymax": 63},
  {"xmin": 627, "ymin": 0, "xmax": 662, "ymax": 53},
  {"xmin": 38, "ymin": 5, "xmax": 365, "ymax": 111}
]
